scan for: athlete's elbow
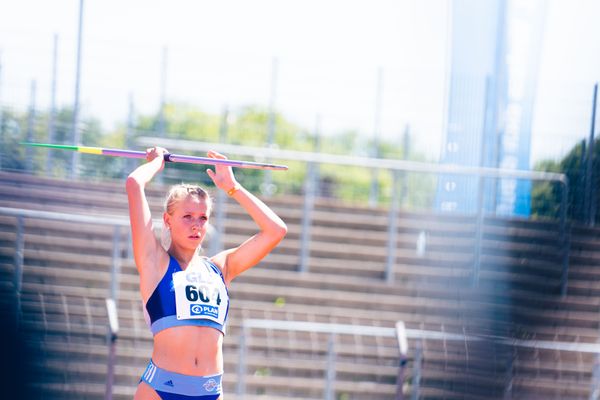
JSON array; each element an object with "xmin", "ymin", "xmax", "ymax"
[
  {"xmin": 273, "ymin": 221, "xmax": 288, "ymax": 241},
  {"xmin": 125, "ymin": 175, "xmax": 143, "ymax": 193}
]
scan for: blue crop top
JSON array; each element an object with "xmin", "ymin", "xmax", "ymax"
[{"xmin": 144, "ymin": 255, "xmax": 230, "ymax": 335}]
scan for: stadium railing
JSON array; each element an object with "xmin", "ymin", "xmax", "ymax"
[
  {"xmin": 137, "ymin": 137, "xmax": 570, "ymax": 294},
  {"xmin": 237, "ymin": 318, "xmax": 405, "ymax": 400},
  {"xmin": 239, "ymin": 318, "xmax": 600, "ymax": 400}
]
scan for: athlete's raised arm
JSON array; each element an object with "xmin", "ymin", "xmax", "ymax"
[
  {"xmin": 126, "ymin": 147, "xmax": 168, "ymax": 274},
  {"xmin": 207, "ymin": 150, "xmax": 287, "ymax": 284}
]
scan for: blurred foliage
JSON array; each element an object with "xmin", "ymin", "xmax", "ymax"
[
  {"xmin": 0, "ymin": 102, "xmax": 436, "ymax": 209},
  {"xmin": 4, "ymin": 100, "xmax": 600, "ymax": 220},
  {"xmin": 531, "ymin": 139, "xmax": 599, "ymax": 222},
  {"xmin": 0, "ymin": 107, "xmax": 109, "ymax": 178}
]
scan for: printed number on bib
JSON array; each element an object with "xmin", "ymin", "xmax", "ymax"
[{"xmin": 172, "ymin": 264, "xmax": 225, "ymax": 322}]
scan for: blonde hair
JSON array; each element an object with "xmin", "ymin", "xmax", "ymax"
[
  {"xmin": 161, "ymin": 184, "xmax": 213, "ymax": 251},
  {"xmin": 164, "ymin": 184, "xmax": 213, "ymax": 215}
]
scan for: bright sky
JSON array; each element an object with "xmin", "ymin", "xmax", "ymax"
[{"xmin": 0, "ymin": 0, "xmax": 599, "ymax": 164}]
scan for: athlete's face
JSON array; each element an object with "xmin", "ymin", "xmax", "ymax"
[{"xmin": 164, "ymin": 195, "xmax": 210, "ymax": 250}]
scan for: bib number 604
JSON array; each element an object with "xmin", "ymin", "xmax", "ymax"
[{"xmin": 185, "ymin": 285, "xmax": 222, "ymax": 305}]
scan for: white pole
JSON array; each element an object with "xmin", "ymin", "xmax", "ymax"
[
  {"xmin": 263, "ymin": 58, "xmax": 278, "ymax": 196},
  {"xmin": 369, "ymin": 67, "xmax": 384, "ymax": 207},
  {"xmin": 70, "ymin": 0, "xmax": 85, "ymax": 178},
  {"xmin": 158, "ymin": 46, "xmax": 168, "ymax": 137},
  {"xmin": 26, "ymin": 80, "xmax": 37, "ymax": 172},
  {"xmin": 47, "ymin": 33, "xmax": 58, "ymax": 173}
]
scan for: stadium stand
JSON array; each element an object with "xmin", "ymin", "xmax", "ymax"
[{"xmin": 1, "ymin": 170, "xmax": 599, "ymax": 399}]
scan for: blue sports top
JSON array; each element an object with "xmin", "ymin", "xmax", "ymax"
[{"xmin": 144, "ymin": 255, "xmax": 230, "ymax": 335}]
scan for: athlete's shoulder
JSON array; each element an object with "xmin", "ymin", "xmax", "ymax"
[{"xmin": 139, "ymin": 252, "xmax": 172, "ymax": 302}]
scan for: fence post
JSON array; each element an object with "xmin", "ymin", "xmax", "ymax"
[
  {"xmin": 25, "ymin": 80, "xmax": 36, "ymax": 173},
  {"xmin": 590, "ymin": 354, "xmax": 600, "ymax": 400},
  {"xmin": 472, "ymin": 175, "xmax": 486, "ymax": 287},
  {"xmin": 70, "ymin": 0, "xmax": 85, "ymax": 179},
  {"xmin": 210, "ymin": 107, "xmax": 230, "ymax": 256},
  {"xmin": 396, "ymin": 321, "xmax": 408, "ymax": 400},
  {"xmin": 210, "ymin": 190, "xmax": 227, "ymax": 256},
  {"xmin": 560, "ymin": 179, "xmax": 571, "ymax": 297},
  {"xmin": 123, "ymin": 94, "xmax": 135, "ymax": 179},
  {"xmin": 47, "ymin": 34, "xmax": 58, "ymax": 174},
  {"xmin": 125, "ymin": 229, "xmax": 133, "ymax": 261},
  {"xmin": 299, "ymin": 161, "xmax": 316, "ymax": 273},
  {"xmin": 584, "ymin": 83, "xmax": 598, "ymax": 226},
  {"xmin": 237, "ymin": 323, "xmax": 247, "ymax": 398},
  {"xmin": 104, "ymin": 298, "xmax": 119, "ymax": 400},
  {"xmin": 14, "ymin": 216, "xmax": 25, "ymax": 325},
  {"xmin": 385, "ymin": 171, "xmax": 400, "ymax": 283},
  {"xmin": 325, "ymin": 333, "xmax": 336, "ymax": 400},
  {"xmin": 411, "ymin": 339, "xmax": 423, "ymax": 400},
  {"xmin": 110, "ymin": 226, "xmax": 121, "ymax": 302},
  {"xmin": 262, "ymin": 58, "xmax": 278, "ymax": 197},
  {"xmin": 369, "ymin": 67, "xmax": 383, "ymax": 208}
]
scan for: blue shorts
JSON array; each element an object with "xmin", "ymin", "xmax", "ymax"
[{"xmin": 140, "ymin": 360, "xmax": 222, "ymax": 400}]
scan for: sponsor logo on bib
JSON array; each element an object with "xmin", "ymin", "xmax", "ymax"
[{"xmin": 190, "ymin": 304, "xmax": 218, "ymax": 318}]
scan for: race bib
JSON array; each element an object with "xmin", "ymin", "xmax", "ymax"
[{"xmin": 172, "ymin": 262, "xmax": 226, "ymax": 322}]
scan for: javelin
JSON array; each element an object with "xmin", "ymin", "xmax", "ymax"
[{"xmin": 21, "ymin": 142, "xmax": 288, "ymax": 171}]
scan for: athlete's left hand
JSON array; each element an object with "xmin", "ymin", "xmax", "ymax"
[{"xmin": 206, "ymin": 150, "xmax": 238, "ymax": 192}]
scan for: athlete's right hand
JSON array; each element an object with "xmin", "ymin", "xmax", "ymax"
[
  {"xmin": 144, "ymin": 147, "xmax": 168, "ymax": 173},
  {"xmin": 146, "ymin": 147, "xmax": 168, "ymax": 162}
]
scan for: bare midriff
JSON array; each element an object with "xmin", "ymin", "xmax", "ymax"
[{"xmin": 151, "ymin": 325, "xmax": 224, "ymax": 376}]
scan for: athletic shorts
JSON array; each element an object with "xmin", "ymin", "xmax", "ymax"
[{"xmin": 140, "ymin": 359, "xmax": 222, "ymax": 400}]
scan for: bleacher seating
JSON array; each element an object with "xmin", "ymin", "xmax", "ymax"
[{"xmin": 1, "ymin": 170, "xmax": 600, "ymax": 399}]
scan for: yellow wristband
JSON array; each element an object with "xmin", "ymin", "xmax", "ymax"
[{"xmin": 226, "ymin": 184, "xmax": 240, "ymax": 197}]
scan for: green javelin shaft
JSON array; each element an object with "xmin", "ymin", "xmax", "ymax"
[{"xmin": 24, "ymin": 143, "xmax": 80, "ymax": 150}]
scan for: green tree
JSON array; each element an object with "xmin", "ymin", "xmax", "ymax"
[
  {"xmin": 0, "ymin": 106, "xmax": 107, "ymax": 178},
  {"xmin": 1, "ymin": 101, "xmax": 433, "ymax": 208},
  {"xmin": 531, "ymin": 140, "xmax": 595, "ymax": 222}
]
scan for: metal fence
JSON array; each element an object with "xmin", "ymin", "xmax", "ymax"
[
  {"xmin": 137, "ymin": 137, "xmax": 571, "ymax": 294},
  {"xmin": 0, "ymin": 206, "xmax": 127, "ymax": 400},
  {"xmin": 237, "ymin": 319, "xmax": 405, "ymax": 400},
  {"xmin": 0, "ymin": 170, "xmax": 588, "ymax": 399},
  {"xmin": 238, "ymin": 318, "xmax": 600, "ymax": 400},
  {"xmin": 0, "ymin": 130, "xmax": 573, "ymax": 296}
]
